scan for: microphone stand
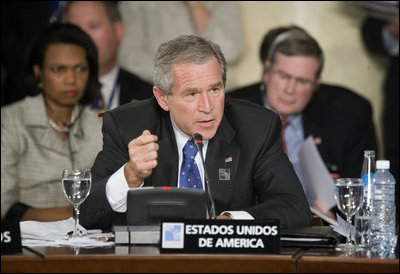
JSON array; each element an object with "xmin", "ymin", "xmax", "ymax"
[{"xmin": 192, "ymin": 134, "xmax": 216, "ymax": 219}]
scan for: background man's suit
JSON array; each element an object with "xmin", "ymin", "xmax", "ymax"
[
  {"xmin": 228, "ymin": 82, "xmax": 377, "ymax": 178},
  {"xmin": 81, "ymin": 96, "xmax": 312, "ymax": 230},
  {"xmin": 118, "ymin": 68, "xmax": 153, "ymax": 104}
]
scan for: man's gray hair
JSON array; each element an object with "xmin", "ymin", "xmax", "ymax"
[
  {"xmin": 267, "ymin": 29, "xmax": 324, "ymax": 77},
  {"xmin": 154, "ymin": 35, "xmax": 227, "ymax": 95}
]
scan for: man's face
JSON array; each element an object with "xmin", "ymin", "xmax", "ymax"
[
  {"xmin": 264, "ymin": 53, "xmax": 321, "ymax": 116},
  {"xmin": 66, "ymin": 1, "xmax": 123, "ymax": 76},
  {"xmin": 154, "ymin": 56, "xmax": 225, "ymax": 140}
]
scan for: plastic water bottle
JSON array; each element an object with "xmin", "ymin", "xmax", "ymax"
[
  {"xmin": 355, "ymin": 150, "xmax": 375, "ymax": 248},
  {"xmin": 370, "ymin": 160, "xmax": 397, "ymax": 257}
]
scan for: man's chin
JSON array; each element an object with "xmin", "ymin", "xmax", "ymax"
[
  {"xmin": 277, "ymin": 108, "xmax": 301, "ymax": 117},
  {"xmin": 194, "ymin": 129, "xmax": 217, "ymax": 141}
]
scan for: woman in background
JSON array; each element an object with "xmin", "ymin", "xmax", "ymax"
[{"xmin": 1, "ymin": 23, "xmax": 103, "ymax": 222}]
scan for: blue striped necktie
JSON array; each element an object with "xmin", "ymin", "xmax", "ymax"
[{"xmin": 180, "ymin": 140, "xmax": 203, "ymax": 189}]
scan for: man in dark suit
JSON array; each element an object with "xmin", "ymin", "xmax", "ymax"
[
  {"xmin": 59, "ymin": 1, "xmax": 153, "ymax": 109},
  {"xmin": 80, "ymin": 35, "xmax": 312, "ymax": 230},
  {"xmin": 229, "ymin": 26, "xmax": 377, "ymax": 218}
]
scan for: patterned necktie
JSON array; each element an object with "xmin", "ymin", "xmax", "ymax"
[
  {"xmin": 180, "ymin": 140, "xmax": 203, "ymax": 189},
  {"xmin": 281, "ymin": 117, "xmax": 289, "ymax": 153}
]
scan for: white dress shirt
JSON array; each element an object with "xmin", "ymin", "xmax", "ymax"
[{"xmin": 99, "ymin": 66, "xmax": 120, "ymax": 110}]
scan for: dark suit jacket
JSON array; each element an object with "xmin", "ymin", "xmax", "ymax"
[
  {"xmin": 118, "ymin": 68, "xmax": 154, "ymax": 105},
  {"xmin": 228, "ymin": 82, "xmax": 378, "ymax": 178},
  {"xmin": 80, "ymin": 96, "xmax": 312, "ymax": 230}
]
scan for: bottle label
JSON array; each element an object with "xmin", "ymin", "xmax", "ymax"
[
  {"xmin": 362, "ymin": 173, "xmax": 374, "ymax": 197},
  {"xmin": 362, "ymin": 173, "xmax": 374, "ymax": 186},
  {"xmin": 373, "ymin": 188, "xmax": 395, "ymax": 201}
]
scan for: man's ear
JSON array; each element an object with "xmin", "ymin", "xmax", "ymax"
[
  {"xmin": 262, "ymin": 60, "xmax": 271, "ymax": 83},
  {"xmin": 316, "ymin": 75, "xmax": 322, "ymax": 86},
  {"xmin": 263, "ymin": 60, "xmax": 271, "ymax": 72},
  {"xmin": 114, "ymin": 21, "xmax": 125, "ymax": 44},
  {"xmin": 313, "ymin": 75, "xmax": 322, "ymax": 92},
  {"xmin": 153, "ymin": 86, "xmax": 169, "ymax": 111}
]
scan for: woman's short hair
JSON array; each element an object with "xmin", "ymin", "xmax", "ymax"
[{"xmin": 23, "ymin": 22, "xmax": 100, "ymax": 105}]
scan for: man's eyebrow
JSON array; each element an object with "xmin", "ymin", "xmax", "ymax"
[
  {"xmin": 210, "ymin": 81, "xmax": 223, "ymax": 89},
  {"xmin": 182, "ymin": 87, "xmax": 198, "ymax": 94},
  {"xmin": 181, "ymin": 81, "xmax": 223, "ymax": 94}
]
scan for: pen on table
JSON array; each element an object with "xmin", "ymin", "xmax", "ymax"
[{"xmin": 67, "ymin": 229, "xmax": 103, "ymax": 237}]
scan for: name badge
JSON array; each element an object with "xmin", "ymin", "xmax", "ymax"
[
  {"xmin": 219, "ymin": 169, "xmax": 230, "ymax": 181},
  {"xmin": 160, "ymin": 219, "xmax": 280, "ymax": 254}
]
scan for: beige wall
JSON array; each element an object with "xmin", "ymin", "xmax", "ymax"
[{"xmin": 230, "ymin": 1, "xmax": 387, "ymax": 157}]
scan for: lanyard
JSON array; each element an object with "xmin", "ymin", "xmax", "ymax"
[{"xmin": 93, "ymin": 71, "xmax": 120, "ymax": 110}]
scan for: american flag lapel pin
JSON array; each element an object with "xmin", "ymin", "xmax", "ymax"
[
  {"xmin": 224, "ymin": 156, "xmax": 232, "ymax": 163},
  {"xmin": 314, "ymin": 137, "xmax": 322, "ymax": 145}
]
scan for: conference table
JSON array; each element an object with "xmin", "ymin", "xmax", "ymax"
[{"xmin": 2, "ymin": 244, "xmax": 398, "ymax": 273}]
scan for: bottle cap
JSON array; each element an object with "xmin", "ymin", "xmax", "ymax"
[{"xmin": 376, "ymin": 160, "xmax": 390, "ymax": 169}]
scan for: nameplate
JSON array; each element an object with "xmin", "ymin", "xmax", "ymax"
[
  {"xmin": 160, "ymin": 219, "xmax": 280, "ymax": 254},
  {"xmin": 1, "ymin": 219, "xmax": 22, "ymax": 255}
]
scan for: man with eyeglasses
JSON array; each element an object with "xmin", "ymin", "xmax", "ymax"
[{"xmin": 229, "ymin": 26, "xmax": 377, "ymax": 219}]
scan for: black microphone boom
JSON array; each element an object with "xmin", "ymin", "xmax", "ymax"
[
  {"xmin": 191, "ymin": 133, "xmax": 216, "ymax": 219},
  {"xmin": 192, "ymin": 133, "xmax": 203, "ymax": 150}
]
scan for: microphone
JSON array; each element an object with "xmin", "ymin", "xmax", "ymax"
[{"xmin": 191, "ymin": 133, "xmax": 216, "ymax": 219}]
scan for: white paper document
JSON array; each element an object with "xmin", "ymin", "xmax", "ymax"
[
  {"xmin": 298, "ymin": 136, "xmax": 337, "ymax": 213},
  {"xmin": 280, "ymin": 237, "xmax": 330, "ymax": 242},
  {"xmin": 20, "ymin": 217, "xmax": 114, "ymax": 247},
  {"xmin": 310, "ymin": 207, "xmax": 338, "ymax": 227},
  {"xmin": 330, "ymin": 213, "xmax": 355, "ymax": 241}
]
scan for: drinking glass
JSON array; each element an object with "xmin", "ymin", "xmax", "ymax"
[
  {"xmin": 62, "ymin": 168, "xmax": 92, "ymax": 237},
  {"xmin": 334, "ymin": 178, "xmax": 364, "ymax": 252}
]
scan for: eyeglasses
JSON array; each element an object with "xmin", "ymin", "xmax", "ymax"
[{"xmin": 270, "ymin": 69, "xmax": 316, "ymax": 89}]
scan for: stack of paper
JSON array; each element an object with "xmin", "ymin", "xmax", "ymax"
[{"xmin": 20, "ymin": 217, "xmax": 114, "ymax": 247}]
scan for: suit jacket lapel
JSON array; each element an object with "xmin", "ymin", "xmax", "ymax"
[
  {"xmin": 118, "ymin": 68, "xmax": 129, "ymax": 105},
  {"xmin": 303, "ymin": 105, "xmax": 327, "ymax": 158},
  {"xmin": 24, "ymin": 94, "xmax": 71, "ymax": 155},
  {"xmin": 149, "ymin": 113, "xmax": 179, "ymax": 187},
  {"xmin": 206, "ymin": 115, "xmax": 238, "ymax": 207}
]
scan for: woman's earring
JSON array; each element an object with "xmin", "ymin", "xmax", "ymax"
[{"xmin": 37, "ymin": 73, "xmax": 43, "ymax": 89}]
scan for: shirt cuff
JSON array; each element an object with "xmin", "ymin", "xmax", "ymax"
[
  {"xmin": 221, "ymin": 211, "xmax": 254, "ymax": 220},
  {"xmin": 105, "ymin": 164, "xmax": 144, "ymax": 212}
]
